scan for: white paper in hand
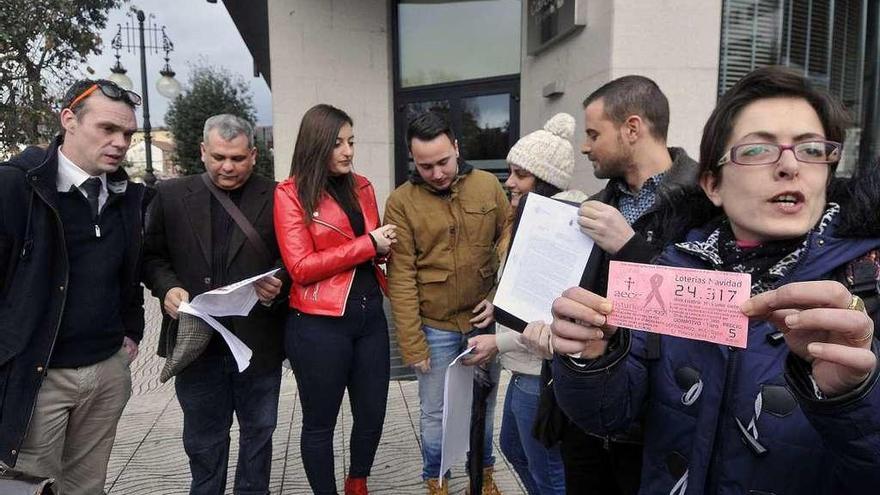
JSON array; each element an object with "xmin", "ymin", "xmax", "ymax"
[
  {"xmin": 187, "ymin": 268, "xmax": 280, "ymax": 316},
  {"xmin": 494, "ymin": 194, "xmax": 595, "ymax": 325},
  {"xmin": 439, "ymin": 346, "xmax": 475, "ymax": 484},
  {"xmin": 176, "ymin": 268, "xmax": 279, "ymax": 371}
]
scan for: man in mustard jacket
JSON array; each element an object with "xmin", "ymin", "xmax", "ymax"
[{"xmin": 384, "ymin": 112, "xmax": 511, "ymax": 495}]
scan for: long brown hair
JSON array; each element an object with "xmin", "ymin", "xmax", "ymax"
[{"xmin": 289, "ymin": 104, "xmax": 359, "ymax": 219}]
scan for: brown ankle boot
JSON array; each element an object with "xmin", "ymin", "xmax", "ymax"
[
  {"xmin": 426, "ymin": 478, "xmax": 449, "ymax": 495},
  {"xmin": 465, "ymin": 466, "xmax": 503, "ymax": 495}
]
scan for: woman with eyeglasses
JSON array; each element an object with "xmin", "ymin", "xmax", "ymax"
[
  {"xmin": 274, "ymin": 104, "xmax": 396, "ymax": 495},
  {"xmin": 548, "ymin": 66, "xmax": 880, "ymax": 494}
]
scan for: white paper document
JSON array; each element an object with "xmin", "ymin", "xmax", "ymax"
[
  {"xmin": 184, "ymin": 269, "xmax": 280, "ymax": 317},
  {"xmin": 177, "ymin": 268, "xmax": 280, "ymax": 372},
  {"xmin": 439, "ymin": 346, "xmax": 475, "ymax": 484},
  {"xmin": 494, "ymin": 194, "xmax": 595, "ymax": 325}
]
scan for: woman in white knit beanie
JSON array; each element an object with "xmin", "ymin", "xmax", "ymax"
[
  {"xmin": 469, "ymin": 113, "xmax": 585, "ymax": 494},
  {"xmin": 504, "ymin": 112, "xmax": 586, "ymax": 208}
]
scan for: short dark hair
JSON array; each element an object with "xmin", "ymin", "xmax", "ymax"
[
  {"xmin": 699, "ymin": 66, "xmax": 850, "ymax": 181},
  {"xmin": 406, "ymin": 112, "xmax": 456, "ymax": 149},
  {"xmin": 582, "ymin": 75, "xmax": 670, "ymax": 141}
]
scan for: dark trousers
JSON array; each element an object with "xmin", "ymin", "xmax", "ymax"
[
  {"xmin": 175, "ymin": 353, "xmax": 282, "ymax": 495},
  {"xmin": 285, "ymin": 292, "xmax": 391, "ymax": 495},
  {"xmin": 561, "ymin": 423, "xmax": 643, "ymax": 495}
]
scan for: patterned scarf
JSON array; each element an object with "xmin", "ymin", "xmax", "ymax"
[{"xmin": 675, "ymin": 204, "xmax": 840, "ymax": 294}]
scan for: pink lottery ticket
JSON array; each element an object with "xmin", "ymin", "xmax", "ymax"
[{"xmin": 605, "ymin": 261, "xmax": 752, "ymax": 348}]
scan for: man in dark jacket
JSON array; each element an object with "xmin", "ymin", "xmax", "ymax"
[
  {"xmin": 528, "ymin": 76, "xmax": 701, "ymax": 495},
  {"xmin": 142, "ymin": 114, "xmax": 286, "ymax": 495},
  {"xmin": 0, "ymin": 79, "xmax": 147, "ymax": 494}
]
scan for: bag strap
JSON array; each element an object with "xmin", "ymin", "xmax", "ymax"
[{"xmin": 201, "ymin": 173, "xmax": 272, "ymax": 264}]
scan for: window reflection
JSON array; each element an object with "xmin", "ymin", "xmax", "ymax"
[
  {"xmin": 459, "ymin": 94, "xmax": 511, "ymax": 171},
  {"xmin": 402, "ymin": 100, "xmax": 450, "ymax": 124},
  {"xmin": 398, "ymin": 0, "xmax": 521, "ymax": 87}
]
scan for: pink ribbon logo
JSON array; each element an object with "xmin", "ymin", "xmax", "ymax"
[{"xmin": 643, "ymin": 273, "xmax": 666, "ymax": 311}]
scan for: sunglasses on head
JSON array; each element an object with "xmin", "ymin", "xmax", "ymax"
[{"xmin": 67, "ymin": 82, "xmax": 142, "ymax": 111}]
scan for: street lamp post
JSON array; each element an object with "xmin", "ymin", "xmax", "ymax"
[
  {"xmin": 135, "ymin": 11, "xmax": 156, "ymax": 185},
  {"xmin": 108, "ymin": 10, "xmax": 181, "ymax": 186}
]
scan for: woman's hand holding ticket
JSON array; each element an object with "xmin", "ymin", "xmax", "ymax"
[
  {"xmin": 551, "ymin": 287, "xmax": 617, "ymax": 359},
  {"xmin": 741, "ymin": 280, "xmax": 876, "ymax": 397}
]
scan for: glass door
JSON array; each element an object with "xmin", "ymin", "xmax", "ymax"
[
  {"xmin": 392, "ymin": 0, "xmax": 522, "ymax": 185},
  {"xmin": 394, "ymin": 81, "xmax": 519, "ymax": 185}
]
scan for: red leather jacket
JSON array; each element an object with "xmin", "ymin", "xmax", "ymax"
[{"xmin": 274, "ymin": 173, "xmax": 388, "ymax": 316}]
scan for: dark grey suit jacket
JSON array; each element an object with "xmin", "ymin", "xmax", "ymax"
[{"xmin": 142, "ymin": 173, "xmax": 287, "ymax": 373}]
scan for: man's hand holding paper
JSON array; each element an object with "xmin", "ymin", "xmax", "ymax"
[
  {"xmin": 254, "ymin": 275, "xmax": 283, "ymax": 304},
  {"xmin": 176, "ymin": 268, "xmax": 281, "ymax": 372},
  {"xmin": 577, "ymin": 200, "xmax": 635, "ymax": 256},
  {"xmin": 164, "ymin": 287, "xmax": 190, "ymax": 320}
]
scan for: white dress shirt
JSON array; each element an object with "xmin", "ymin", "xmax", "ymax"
[{"xmin": 57, "ymin": 148, "xmax": 109, "ymax": 212}]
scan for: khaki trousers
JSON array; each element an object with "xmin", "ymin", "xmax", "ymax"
[{"xmin": 16, "ymin": 347, "xmax": 132, "ymax": 495}]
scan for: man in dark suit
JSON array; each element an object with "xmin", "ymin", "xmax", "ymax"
[{"xmin": 143, "ymin": 114, "xmax": 286, "ymax": 495}]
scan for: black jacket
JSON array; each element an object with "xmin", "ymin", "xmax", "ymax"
[
  {"xmin": 0, "ymin": 137, "xmax": 147, "ymax": 466},
  {"xmin": 142, "ymin": 173, "xmax": 287, "ymax": 373},
  {"xmin": 588, "ymin": 147, "xmax": 706, "ymax": 294}
]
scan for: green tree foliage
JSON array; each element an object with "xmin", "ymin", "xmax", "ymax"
[
  {"xmin": 0, "ymin": 0, "xmax": 120, "ymax": 155},
  {"xmin": 165, "ymin": 64, "xmax": 273, "ymax": 178}
]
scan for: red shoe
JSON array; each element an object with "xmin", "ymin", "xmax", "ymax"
[{"xmin": 344, "ymin": 476, "xmax": 369, "ymax": 495}]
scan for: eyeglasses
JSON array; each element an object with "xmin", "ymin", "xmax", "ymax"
[
  {"xmin": 67, "ymin": 82, "xmax": 142, "ymax": 111},
  {"xmin": 718, "ymin": 140, "xmax": 842, "ymax": 167}
]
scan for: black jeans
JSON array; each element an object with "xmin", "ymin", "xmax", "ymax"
[
  {"xmin": 175, "ymin": 353, "xmax": 282, "ymax": 495},
  {"xmin": 285, "ymin": 292, "xmax": 391, "ymax": 495},
  {"xmin": 561, "ymin": 424, "xmax": 642, "ymax": 495}
]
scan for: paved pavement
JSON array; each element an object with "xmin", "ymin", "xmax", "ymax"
[{"xmin": 104, "ymin": 293, "xmax": 526, "ymax": 494}]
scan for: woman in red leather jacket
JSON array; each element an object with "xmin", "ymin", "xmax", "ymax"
[{"xmin": 274, "ymin": 104, "xmax": 397, "ymax": 495}]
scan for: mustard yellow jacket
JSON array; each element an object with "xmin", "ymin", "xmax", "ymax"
[{"xmin": 384, "ymin": 167, "xmax": 511, "ymax": 365}]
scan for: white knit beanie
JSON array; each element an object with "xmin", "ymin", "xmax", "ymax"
[{"xmin": 506, "ymin": 113, "xmax": 576, "ymax": 190}]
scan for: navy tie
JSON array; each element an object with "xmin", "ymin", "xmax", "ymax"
[{"xmin": 82, "ymin": 177, "xmax": 101, "ymax": 220}]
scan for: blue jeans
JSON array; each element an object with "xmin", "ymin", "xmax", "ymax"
[
  {"xmin": 500, "ymin": 373, "xmax": 566, "ymax": 495},
  {"xmin": 418, "ymin": 325, "xmax": 500, "ymax": 480},
  {"xmin": 175, "ymin": 353, "xmax": 281, "ymax": 495}
]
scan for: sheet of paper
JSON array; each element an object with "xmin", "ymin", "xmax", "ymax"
[
  {"xmin": 187, "ymin": 268, "xmax": 280, "ymax": 317},
  {"xmin": 176, "ymin": 268, "xmax": 279, "ymax": 371},
  {"xmin": 439, "ymin": 346, "xmax": 475, "ymax": 484},
  {"xmin": 494, "ymin": 194, "xmax": 595, "ymax": 326},
  {"xmin": 178, "ymin": 301, "xmax": 254, "ymax": 371},
  {"xmin": 606, "ymin": 261, "xmax": 752, "ymax": 348}
]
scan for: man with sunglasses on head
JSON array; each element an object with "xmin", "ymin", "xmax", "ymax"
[{"xmin": 0, "ymin": 79, "xmax": 148, "ymax": 494}]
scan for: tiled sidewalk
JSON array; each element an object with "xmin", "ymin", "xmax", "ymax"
[{"xmin": 104, "ymin": 293, "xmax": 526, "ymax": 494}]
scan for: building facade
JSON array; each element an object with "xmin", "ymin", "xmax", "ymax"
[
  {"xmin": 223, "ymin": 0, "xmax": 879, "ymax": 206},
  {"xmin": 126, "ymin": 129, "xmax": 178, "ymax": 181}
]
